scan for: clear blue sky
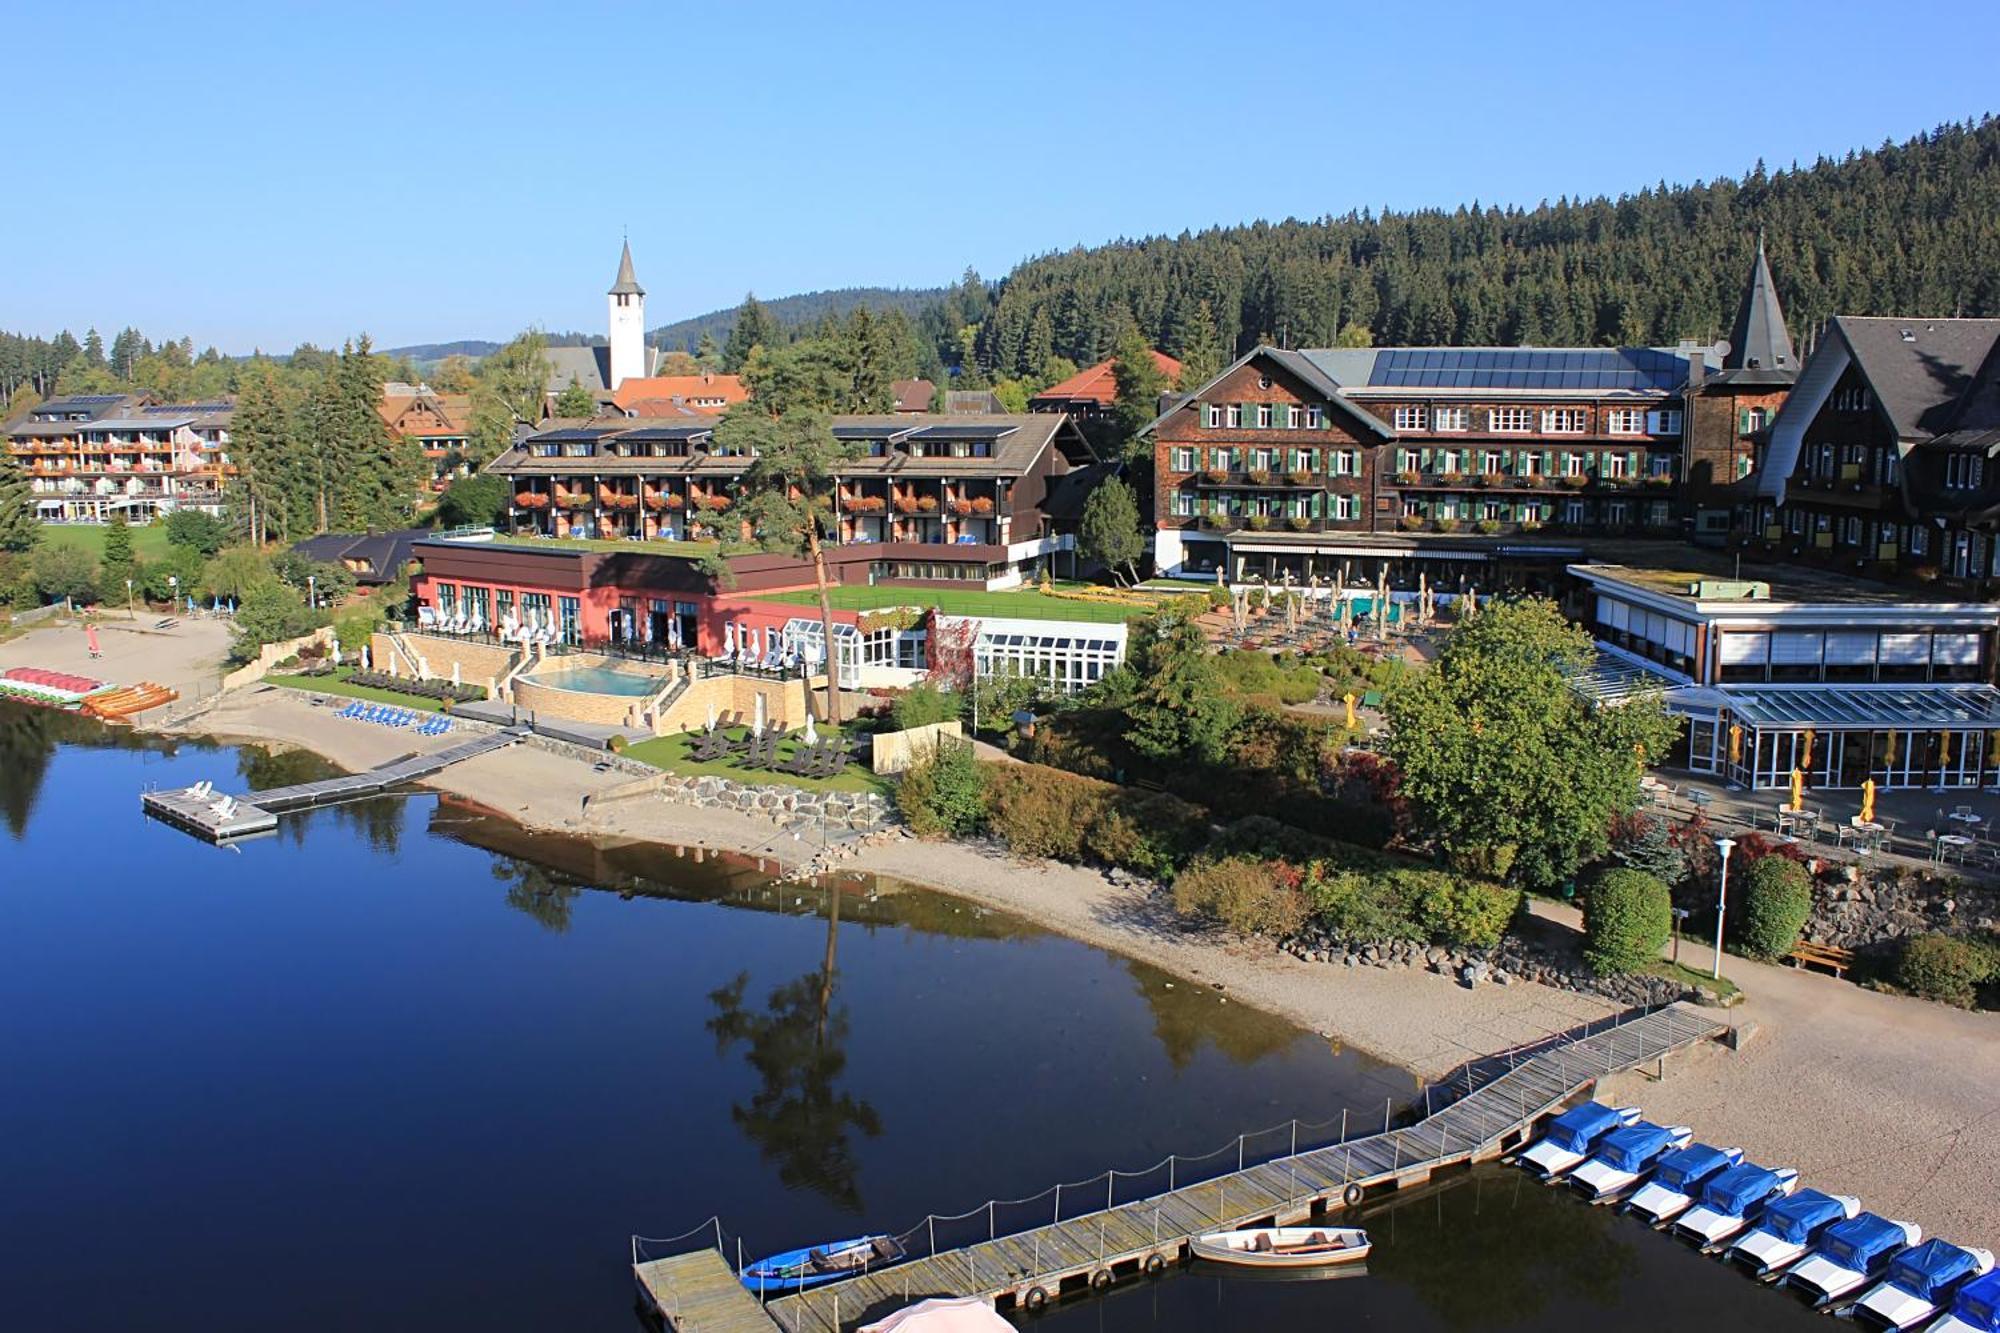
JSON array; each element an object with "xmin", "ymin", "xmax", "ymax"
[{"xmin": 6, "ymin": 0, "xmax": 1995, "ymax": 353}]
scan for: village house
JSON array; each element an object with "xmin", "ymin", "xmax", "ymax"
[{"xmin": 5, "ymin": 392, "xmax": 234, "ymax": 522}]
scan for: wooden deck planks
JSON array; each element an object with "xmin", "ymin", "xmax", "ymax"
[{"xmin": 648, "ymin": 1004, "xmax": 1727, "ymax": 1332}]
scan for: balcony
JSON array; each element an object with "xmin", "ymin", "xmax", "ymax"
[{"xmin": 1194, "ymin": 468, "xmax": 1329, "ymax": 489}]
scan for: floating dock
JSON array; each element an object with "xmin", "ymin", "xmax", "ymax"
[
  {"xmin": 141, "ymin": 727, "xmax": 528, "ymax": 843},
  {"xmin": 632, "ymin": 1003, "xmax": 1727, "ymax": 1332}
]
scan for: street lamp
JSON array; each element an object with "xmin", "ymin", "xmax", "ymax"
[
  {"xmin": 125, "ymin": 577, "xmax": 133, "ymax": 617},
  {"xmin": 1712, "ymin": 836, "xmax": 1736, "ymax": 981},
  {"xmin": 168, "ymin": 574, "xmax": 178, "ymax": 613},
  {"xmin": 308, "ymin": 574, "xmax": 317, "ymax": 610}
]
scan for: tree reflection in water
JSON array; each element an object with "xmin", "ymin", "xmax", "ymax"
[
  {"xmin": 0, "ymin": 702, "xmax": 175, "ymax": 839},
  {"xmin": 492, "ymin": 859, "xmax": 585, "ymax": 933},
  {"xmin": 707, "ymin": 886, "xmax": 882, "ymax": 1212}
]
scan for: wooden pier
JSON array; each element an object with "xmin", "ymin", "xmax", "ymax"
[
  {"xmin": 140, "ymin": 727, "xmax": 528, "ymax": 843},
  {"xmin": 632, "ymin": 1002, "xmax": 1726, "ymax": 1333}
]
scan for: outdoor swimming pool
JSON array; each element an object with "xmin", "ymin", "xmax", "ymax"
[{"xmin": 518, "ymin": 663, "xmax": 665, "ymax": 695}]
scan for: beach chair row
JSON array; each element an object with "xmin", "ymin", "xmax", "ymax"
[{"xmin": 334, "ymin": 701, "xmax": 453, "ymax": 735}]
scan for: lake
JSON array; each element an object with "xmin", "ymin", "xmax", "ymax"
[{"xmin": 0, "ymin": 706, "xmax": 1824, "ymax": 1330}]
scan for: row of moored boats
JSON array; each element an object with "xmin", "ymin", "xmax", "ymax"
[{"xmin": 1518, "ymin": 1101, "xmax": 1997, "ymax": 1331}]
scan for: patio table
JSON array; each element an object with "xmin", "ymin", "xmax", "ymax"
[
  {"xmin": 1935, "ymin": 833, "xmax": 1975, "ymax": 864},
  {"xmin": 1946, "ymin": 810, "xmax": 1983, "ymax": 826}
]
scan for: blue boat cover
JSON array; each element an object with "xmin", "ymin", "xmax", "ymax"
[
  {"xmin": 1545, "ymin": 1102, "xmax": 1618, "ymax": 1154},
  {"xmin": 1654, "ymin": 1143, "xmax": 1731, "ymax": 1191},
  {"xmin": 1596, "ymin": 1122, "xmax": 1671, "ymax": 1174},
  {"xmin": 1700, "ymin": 1163, "xmax": 1780, "ymax": 1215},
  {"xmin": 1818, "ymin": 1213, "xmax": 1906, "ymax": 1272},
  {"xmin": 1948, "ymin": 1272, "xmax": 2000, "ymax": 1331},
  {"xmin": 1759, "ymin": 1190, "xmax": 1847, "ymax": 1245},
  {"xmin": 1886, "ymin": 1239, "xmax": 1984, "ymax": 1302}
]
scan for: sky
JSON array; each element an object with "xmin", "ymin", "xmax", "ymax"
[{"xmin": 5, "ymin": 0, "xmax": 1997, "ymax": 353}]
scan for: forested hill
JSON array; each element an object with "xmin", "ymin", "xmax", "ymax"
[
  {"xmin": 971, "ymin": 116, "xmax": 2000, "ymax": 378},
  {"xmin": 381, "ymin": 339, "xmax": 501, "ymax": 362},
  {"xmin": 648, "ymin": 286, "xmax": 947, "ymax": 352}
]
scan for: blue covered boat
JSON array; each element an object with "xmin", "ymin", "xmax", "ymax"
[
  {"xmin": 1930, "ymin": 1270, "xmax": 2000, "ymax": 1333},
  {"xmin": 741, "ymin": 1234, "xmax": 906, "ymax": 1295},
  {"xmin": 1669, "ymin": 1161, "xmax": 1799, "ymax": 1247},
  {"xmin": 1517, "ymin": 1102, "xmax": 1642, "ymax": 1181},
  {"xmin": 1782, "ymin": 1211, "xmax": 1921, "ymax": 1307},
  {"xmin": 1723, "ymin": 1188, "xmax": 1861, "ymax": 1277},
  {"xmin": 1567, "ymin": 1121, "xmax": 1692, "ymax": 1202},
  {"xmin": 1853, "ymin": 1238, "xmax": 1995, "ymax": 1329},
  {"xmin": 1624, "ymin": 1143, "xmax": 1743, "ymax": 1226}
]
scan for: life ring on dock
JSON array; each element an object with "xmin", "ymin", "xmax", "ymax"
[
  {"xmin": 1143, "ymin": 1251, "xmax": 1168, "ymax": 1276},
  {"xmin": 1022, "ymin": 1285, "xmax": 1050, "ymax": 1312},
  {"xmin": 1089, "ymin": 1268, "xmax": 1113, "ymax": 1293},
  {"xmin": 1342, "ymin": 1182, "xmax": 1365, "ymax": 1208}
]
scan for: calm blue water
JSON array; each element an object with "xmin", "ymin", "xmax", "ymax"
[
  {"xmin": 519, "ymin": 662, "xmax": 667, "ymax": 695},
  {"xmin": 0, "ymin": 706, "xmax": 1824, "ymax": 1331}
]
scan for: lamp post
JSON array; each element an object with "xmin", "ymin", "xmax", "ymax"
[
  {"xmin": 168, "ymin": 574, "xmax": 178, "ymax": 612},
  {"xmin": 308, "ymin": 574, "xmax": 317, "ymax": 610},
  {"xmin": 1712, "ymin": 836, "xmax": 1736, "ymax": 981},
  {"xmin": 125, "ymin": 577, "xmax": 133, "ymax": 617}
]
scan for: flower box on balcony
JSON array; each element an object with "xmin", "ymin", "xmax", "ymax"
[
  {"xmin": 1398, "ymin": 513, "xmax": 1425, "ymax": 532},
  {"xmin": 515, "ymin": 492, "xmax": 550, "ymax": 510},
  {"xmin": 1247, "ymin": 468, "xmax": 1273, "ymax": 486},
  {"xmin": 915, "ymin": 495, "xmax": 939, "ymax": 513},
  {"xmin": 557, "ymin": 494, "xmax": 592, "ymax": 511},
  {"xmin": 1202, "ymin": 513, "xmax": 1237, "ymax": 531},
  {"xmin": 643, "ymin": 493, "xmax": 671, "ymax": 511},
  {"xmin": 1643, "ymin": 474, "xmax": 1673, "ymax": 488},
  {"xmin": 846, "ymin": 496, "xmax": 886, "ymax": 514},
  {"xmin": 968, "ymin": 495, "xmax": 994, "ymax": 514},
  {"xmin": 1479, "ymin": 472, "xmax": 1506, "ymax": 489},
  {"xmin": 1397, "ymin": 471, "xmax": 1421, "ymax": 487},
  {"xmin": 1435, "ymin": 517, "xmax": 1460, "ymax": 533},
  {"xmin": 1202, "ymin": 468, "xmax": 1230, "ymax": 484},
  {"xmin": 1286, "ymin": 470, "xmax": 1313, "ymax": 487},
  {"xmin": 1559, "ymin": 474, "xmax": 1590, "ymax": 489},
  {"xmin": 893, "ymin": 496, "xmax": 919, "ymax": 514},
  {"xmin": 948, "ymin": 498, "xmax": 975, "ymax": 516},
  {"xmin": 695, "ymin": 494, "xmax": 732, "ymax": 512},
  {"xmin": 1475, "ymin": 519, "xmax": 1502, "ymax": 535},
  {"xmin": 602, "ymin": 494, "xmax": 639, "ymax": 511},
  {"xmin": 1285, "ymin": 515, "xmax": 1313, "ymax": 532},
  {"xmin": 1245, "ymin": 514, "xmax": 1271, "ymax": 531}
]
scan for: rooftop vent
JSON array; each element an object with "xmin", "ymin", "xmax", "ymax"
[
  {"xmin": 1687, "ymin": 578, "xmax": 1770, "ymax": 600},
  {"xmin": 1901, "ymin": 329, "xmax": 1917, "ymax": 342}
]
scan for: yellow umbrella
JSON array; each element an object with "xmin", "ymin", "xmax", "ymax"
[
  {"xmin": 1940, "ymin": 731, "xmax": 1953, "ymax": 765},
  {"xmin": 1728, "ymin": 723, "xmax": 1743, "ymax": 766},
  {"xmin": 1801, "ymin": 728, "xmax": 1816, "ymax": 770},
  {"xmin": 1789, "ymin": 766, "xmax": 1804, "ymax": 812},
  {"xmin": 1859, "ymin": 779, "xmax": 1876, "ymax": 826},
  {"xmin": 1344, "ymin": 692, "xmax": 1358, "ymax": 730}
]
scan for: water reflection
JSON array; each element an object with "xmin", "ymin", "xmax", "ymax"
[
  {"xmin": 0, "ymin": 700, "xmax": 176, "ymax": 837},
  {"xmin": 493, "ymin": 859, "xmax": 586, "ymax": 933}
]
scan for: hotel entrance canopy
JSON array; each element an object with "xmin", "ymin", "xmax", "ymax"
[{"xmin": 1721, "ymin": 684, "xmax": 2000, "ymax": 730}]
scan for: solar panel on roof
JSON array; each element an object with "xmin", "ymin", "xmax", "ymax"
[
  {"xmin": 832, "ymin": 424, "xmax": 906, "ymax": 439},
  {"xmin": 911, "ymin": 424, "xmax": 1017, "ymax": 440}
]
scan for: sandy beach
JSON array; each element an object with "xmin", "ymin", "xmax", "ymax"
[{"xmin": 5, "ymin": 615, "xmax": 1993, "ymax": 1244}]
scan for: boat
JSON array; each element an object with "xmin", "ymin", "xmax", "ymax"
[
  {"xmin": 1567, "ymin": 1122, "xmax": 1693, "ymax": 1203},
  {"xmin": 1853, "ymin": 1240, "xmax": 1994, "ymax": 1329},
  {"xmin": 1517, "ymin": 1103, "xmax": 1643, "ymax": 1182},
  {"xmin": 1723, "ymin": 1189, "xmax": 1862, "ymax": 1278},
  {"xmin": 860, "ymin": 1295, "xmax": 1014, "ymax": 1332},
  {"xmin": 1926, "ymin": 1269, "xmax": 2000, "ymax": 1333},
  {"xmin": 1189, "ymin": 1227, "xmax": 1371, "ymax": 1269},
  {"xmin": 1624, "ymin": 1143, "xmax": 1744, "ymax": 1227},
  {"xmin": 741, "ymin": 1235, "xmax": 906, "ymax": 1294},
  {"xmin": 1781, "ymin": 1212, "xmax": 1922, "ymax": 1307},
  {"xmin": 1670, "ymin": 1162, "xmax": 1800, "ymax": 1248}
]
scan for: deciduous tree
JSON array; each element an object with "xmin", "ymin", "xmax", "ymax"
[{"xmin": 1078, "ymin": 477, "xmax": 1144, "ymax": 585}]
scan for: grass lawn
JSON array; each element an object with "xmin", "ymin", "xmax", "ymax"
[
  {"xmin": 624, "ymin": 725, "xmax": 890, "ymax": 797},
  {"xmin": 266, "ymin": 666, "xmax": 453, "ymax": 713},
  {"xmin": 1649, "ymin": 958, "xmax": 1742, "ymax": 1002},
  {"xmin": 751, "ymin": 584, "xmax": 1164, "ymax": 625},
  {"xmin": 38, "ymin": 522, "xmax": 174, "ymax": 562},
  {"xmin": 489, "ymin": 532, "xmax": 718, "ymax": 557}
]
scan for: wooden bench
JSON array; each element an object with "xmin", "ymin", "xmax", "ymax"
[{"xmin": 1787, "ymin": 941, "xmax": 1856, "ymax": 979}]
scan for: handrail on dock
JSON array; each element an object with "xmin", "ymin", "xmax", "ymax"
[{"xmin": 631, "ymin": 1002, "xmax": 1728, "ymax": 1333}]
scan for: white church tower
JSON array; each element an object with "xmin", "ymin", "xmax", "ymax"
[{"xmin": 607, "ymin": 239, "xmax": 646, "ymax": 390}]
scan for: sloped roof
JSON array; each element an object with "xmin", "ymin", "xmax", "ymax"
[
  {"xmin": 609, "ymin": 373, "xmax": 747, "ymax": 413},
  {"xmin": 1835, "ymin": 316, "xmax": 2000, "ymax": 441},
  {"xmin": 287, "ymin": 528, "xmax": 429, "ymax": 584},
  {"xmin": 1030, "ymin": 350, "xmax": 1182, "ymax": 407},
  {"xmin": 1716, "ymin": 235, "xmax": 1796, "ymax": 384},
  {"xmin": 891, "ymin": 378, "xmax": 935, "ymax": 412},
  {"xmin": 609, "ymin": 240, "xmax": 644, "ymax": 297},
  {"xmin": 542, "ymin": 344, "xmax": 662, "ymax": 393},
  {"xmin": 1145, "ymin": 345, "xmax": 1393, "ymax": 439}
]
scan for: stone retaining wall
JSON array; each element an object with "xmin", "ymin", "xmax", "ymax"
[
  {"xmin": 1807, "ymin": 864, "xmax": 2000, "ymax": 951},
  {"xmin": 653, "ymin": 772, "xmax": 897, "ymax": 833}
]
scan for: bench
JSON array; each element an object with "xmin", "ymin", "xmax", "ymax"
[{"xmin": 1787, "ymin": 941, "xmax": 1855, "ymax": 979}]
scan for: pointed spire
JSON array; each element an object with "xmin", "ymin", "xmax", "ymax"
[
  {"xmin": 1723, "ymin": 232, "xmax": 1794, "ymax": 375},
  {"xmin": 609, "ymin": 239, "xmax": 644, "ymax": 297}
]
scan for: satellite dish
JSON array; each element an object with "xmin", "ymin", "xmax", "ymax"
[{"xmin": 1711, "ymin": 340, "xmax": 1732, "ymax": 360}]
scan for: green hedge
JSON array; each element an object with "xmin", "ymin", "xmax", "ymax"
[
  {"xmin": 1171, "ymin": 857, "xmax": 1309, "ymax": 937},
  {"xmin": 895, "ymin": 738, "xmax": 988, "ymax": 838},
  {"xmin": 1734, "ymin": 856, "xmax": 1814, "ymax": 960},
  {"xmin": 1895, "ymin": 933, "xmax": 1997, "ymax": 1008},
  {"xmin": 1582, "ymin": 867, "xmax": 1671, "ymax": 976},
  {"xmin": 981, "ymin": 761, "xmax": 1207, "ymax": 879}
]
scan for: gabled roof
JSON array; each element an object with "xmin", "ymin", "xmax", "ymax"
[
  {"xmin": 609, "ymin": 240, "xmax": 644, "ymax": 297},
  {"xmin": 542, "ymin": 344, "xmax": 662, "ymax": 394},
  {"xmin": 287, "ymin": 529, "xmax": 430, "ymax": 584},
  {"xmin": 1714, "ymin": 235, "xmax": 1797, "ymax": 385},
  {"xmin": 1030, "ymin": 350, "xmax": 1181, "ymax": 407},
  {"xmin": 1141, "ymin": 345, "xmax": 1393, "ymax": 440},
  {"xmin": 1306, "ymin": 345, "xmax": 1689, "ymax": 394},
  {"xmin": 609, "ymin": 373, "xmax": 747, "ymax": 413},
  {"xmin": 1834, "ymin": 316, "xmax": 2000, "ymax": 441},
  {"xmin": 890, "ymin": 378, "xmax": 935, "ymax": 413}
]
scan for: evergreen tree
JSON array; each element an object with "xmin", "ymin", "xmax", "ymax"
[
  {"xmin": 100, "ymin": 513, "xmax": 135, "ymax": 593},
  {"xmin": 82, "ymin": 329, "xmax": 105, "ymax": 367},
  {"xmin": 1109, "ymin": 327, "xmax": 1169, "ymax": 458},
  {"xmin": 0, "ymin": 449, "xmax": 38, "ymax": 553},
  {"xmin": 1174, "ymin": 300, "xmax": 1226, "ymax": 389},
  {"xmin": 722, "ymin": 294, "xmax": 778, "ymax": 372},
  {"xmin": 1078, "ymin": 478, "xmax": 1144, "ymax": 585},
  {"xmin": 553, "ymin": 377, "xmax": 598, "ymax": 417},
  {"xmin": 695, "ymin": 331, "xmax": 721, "ymax": 369}
]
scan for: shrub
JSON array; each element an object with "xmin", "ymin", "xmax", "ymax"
[
  {"xmin": 1894, "ymin": 933, "xmax": 1995, "ymax": 1008},
  {"xmin": 1303, "ymin": 862, "xmax": 1518, "ymax": 949},
  {"xmin": 896, "ymin": 738, "xmax": 988, "ymax": 837},
  {"xmin": 1171, "ymin": 857, "xmax": 1308, "ymax": 938},
  {"xmin": 607, "ymin": 734, "xmax": 627, "ymax": 754},
  {"xmin": 891, "ymin": 682, "xmax": 959, "ymax": 730},
  {"xmin": 1407, "ymin": 871, "xmax": 1520, "ymax": 950},
  {"xmin": 1582, "ymin": 867, "xmax": 1671, "ymax": 975},
  {"xmin": 981, "ymin": 761, "xmax": 1206, "ymax": 877},
  {"xmin": 1733, "ymin": 855, "xmax": 1813, "ymax": 960}
]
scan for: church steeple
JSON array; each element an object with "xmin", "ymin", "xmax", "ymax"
[
  {"xmin": 609, "ymin": 238, "xmax": 645, "ymax": 298},
  {"xmin": 1723, "ymin": 232, "xmax": 1795, "ymax": 377}
]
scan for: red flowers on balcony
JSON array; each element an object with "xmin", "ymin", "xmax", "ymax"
[
  {"xmin": 845, "ymin": 495, "xmax": 886, "ymax": 514},
  {"xmin": 694, "ymin": 493, "xmax": 732, "ymax": 512},
  {"xmin": 515, "ymin": 492, "xmax": 550, "ymax": 509}
]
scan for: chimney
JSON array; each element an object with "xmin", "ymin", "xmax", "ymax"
[{"xmin": 1680, "ymin": 339, "xmax": 1706, "ymax": 390}]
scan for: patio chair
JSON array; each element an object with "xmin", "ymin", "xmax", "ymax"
[{"xmin": 1955, "ymin": 804, "xmax": 1974, "ymax": 820}]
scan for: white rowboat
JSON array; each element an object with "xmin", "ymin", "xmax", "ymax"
[{"xmin": 1188, "ymin": 1227, "xmax": 1371, "ymax": 1270}]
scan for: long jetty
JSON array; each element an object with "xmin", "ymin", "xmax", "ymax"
[
  {"xmin": 141, "ymin": 725, "xmax": 529, "ymax": 843},
  {"xmin": 631, "ymin": 1002, "xmax": 1727, "ymax": 1332}
]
